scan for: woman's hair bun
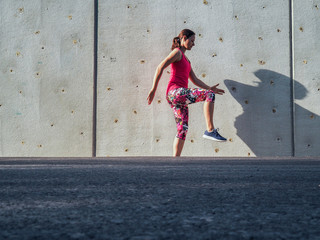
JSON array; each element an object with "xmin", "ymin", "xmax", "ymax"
[{"xmin": 171, "ymin": 37, "xmax": 181, "ymax": 50}]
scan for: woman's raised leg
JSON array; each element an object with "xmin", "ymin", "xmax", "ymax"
[
  {"xmin": 203, "ymin": 99, "xmax": 227, "ymax": 141},
  {"xmin": 204, "ymin": 101, "xmax": 215, "ymax": 132}
]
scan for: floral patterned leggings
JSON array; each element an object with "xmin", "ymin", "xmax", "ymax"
[{"xmin": 166, "ymin": 88, "xmax": 215, "ymax": 140}]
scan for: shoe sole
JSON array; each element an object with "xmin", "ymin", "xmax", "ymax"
[{"xmin": 203, "ymin": 135, "xmax": 227, "ymax": 142}]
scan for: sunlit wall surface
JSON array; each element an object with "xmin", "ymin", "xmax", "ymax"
[
  {"xmin": 0, "ymin": 0, "xmax": 94, "ymax": 157},
  {"xmin": 1, "ymin": 0, "xmax": 319, "ymax": 157}
]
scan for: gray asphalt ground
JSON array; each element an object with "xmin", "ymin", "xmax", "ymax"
[{"xmin": 0, "ymin": 157, "xmax": 320, "ymax": 240}]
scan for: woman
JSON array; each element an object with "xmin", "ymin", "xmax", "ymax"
[{"xmin": 147, "ymin": 29, "xmax": 226, "ymax": 157}]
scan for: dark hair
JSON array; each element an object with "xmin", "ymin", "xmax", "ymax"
[{"xmin": 171, "ymin": 29, "xmax": 195, "ymax": 50}]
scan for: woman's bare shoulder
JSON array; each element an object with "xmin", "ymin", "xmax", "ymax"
[{"xmin": 168, "ymin": 48, "xmax": 182, "ymax": 61}]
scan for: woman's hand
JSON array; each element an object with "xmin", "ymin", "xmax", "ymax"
[
  {"xmin": 210, "ymin": 84, "xmax": 225, "ymax": 95},
  {"xmin": 147, "ymin": 88, "xmax": 156, "ymax": 105}
]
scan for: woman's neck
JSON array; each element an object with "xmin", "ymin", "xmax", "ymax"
[{"xmin": 180, "ymin": 46, "xmax": 186, "ymax": 54}]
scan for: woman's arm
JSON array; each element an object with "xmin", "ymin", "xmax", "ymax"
[
  {"xmin": 189, "ymin": 67, "xmax": 225, "ymax": 95},
  {"xmin": 147, "ymin": 49, "xmax": 181, "ymax": 104},
  {"xmin": 189, "ymin": 68, "xmax": 210, "ymax": 89}
]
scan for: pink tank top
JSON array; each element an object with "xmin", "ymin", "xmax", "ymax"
[{"xmin": 166, "ymin": 49, "xmax": 191, "ymax": 95}]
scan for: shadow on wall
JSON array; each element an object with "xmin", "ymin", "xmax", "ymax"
[{"xmin": 224, "ymin": 69, "xmax": 319, "ymax": 156}]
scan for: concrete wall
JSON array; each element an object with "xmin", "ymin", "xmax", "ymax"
[
  {"xmin": 0, "ymin": 0, "xmax": 94, "ymax": 157},
  {"xmin": 1, "ymin": 0, "xmax": 319, "ymax": 157},
  {"xmin": 293, "ymin": 1, "xmax": 320, "ymax": 157},
  {"xmin": 97, "ymin": 0, "xmax": 294, "ymax": 157}
]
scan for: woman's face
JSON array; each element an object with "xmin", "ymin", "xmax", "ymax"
[{"xmin": 183, "ymin": 35, "xmax": 195, "ymax": 50}]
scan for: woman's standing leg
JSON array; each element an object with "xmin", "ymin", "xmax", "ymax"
[
  {"xmin": 171, "ymin": 104, "xmax": 189, "ymax": 157},
  {"xmin": 173, "ymin": 137, "xmax": 185, "ymax": 157},
  {"xmin": 167, "ymin": 89, "xmax": 189, "ymax": 157}
]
